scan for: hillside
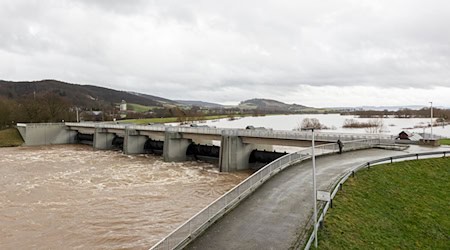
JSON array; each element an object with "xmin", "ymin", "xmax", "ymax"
[
  {"xmin": 0, "ymin": 80, "xmax": 176, "ymax": 108},
  {"xmin": 238, "ymin": 98, "xmax": 307, "ymax": 111},
  {"xmin": 175, "ymin": 100, "xmax": 224, "ymax": 108}
]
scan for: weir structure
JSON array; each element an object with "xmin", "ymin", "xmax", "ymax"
[
  {"xmin": 16, "ymin": 122, "xmax": 397, "ymax": 172},
  {"xmin": 15, "ymin": 122, "xmax": 416, "ymax": 250}
]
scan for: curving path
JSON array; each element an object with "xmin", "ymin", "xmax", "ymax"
[{"xmin": 186, "ymin": 145, "xmax": 443, "ymax": 250}]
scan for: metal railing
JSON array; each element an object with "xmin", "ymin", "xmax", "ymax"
[
  {"xmin": 150, "ymin": 139, "xmax": 381, "ymax": 250},
  {"xmin": 17, "ymin": 122, "xmax": 67, "ymax": 127},
  {"xmin": 304, "ymin": 150, "xmax": 450, "ymax": 250},
  {"xmin": 65, "ymin": 122, "xmax": 98, "ymax": 128}
]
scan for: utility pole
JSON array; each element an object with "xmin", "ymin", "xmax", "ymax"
[
  {"xmin": 311, "ymin": 128, "xmax": 317, "ymax": 248},
  {"xmin": 430, "ymin": 102, "xmax": 433, "ymax": 139},
  {"xmin": 302, "ymin": 127, "xmax": 318, "ymax": 248}
]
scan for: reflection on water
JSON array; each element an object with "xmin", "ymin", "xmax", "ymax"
[{"xmin": 0, "ymin": 145, "xmax": 250, "ymax": 249}]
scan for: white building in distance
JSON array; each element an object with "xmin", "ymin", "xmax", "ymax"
[{"xmin": 120, "ymin": 100, "xmax": 127, "ymax": 111}]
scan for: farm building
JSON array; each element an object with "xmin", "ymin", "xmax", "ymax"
[{"xmin": 397, "ymin": 131, "xmax": 422, "ymax": 141}]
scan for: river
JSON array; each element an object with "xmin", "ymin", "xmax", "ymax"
[
  {"xmin": 199, "ymin": 114, "xmax": 450, "ymax": 137},
  {"xmin": 0, "ymin": 145, "xmax": 250, "ymax": 249}
]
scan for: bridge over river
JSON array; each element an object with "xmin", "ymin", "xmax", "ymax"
[{"xmin": 17, "ymin": 122, "xmax": 396, "ymax": 172}]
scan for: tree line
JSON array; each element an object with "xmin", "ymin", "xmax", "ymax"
[
  {"xmin": 0, "ymin": 93, "xmax": 77, "ymax": 129},
  {"xmin": 0, "ymin": 93, "xmax": 262, "ymax": 129},
  {"xmin": 342, "ymin": 108, "xmax": 450, "ymax": 120}
]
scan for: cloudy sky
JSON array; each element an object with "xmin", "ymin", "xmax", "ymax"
[{"xmin": 1, "ymin": 0, "xmax": 449, "ymax": 107}]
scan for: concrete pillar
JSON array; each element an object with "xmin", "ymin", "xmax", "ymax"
[
  {"xmin": 163, "ymin": 131, "xmax": 191, "ymax": 162},
  {"xmin": 93, "ymin": 127, "xmax": 115, "ymax": 150},
  {"xmin": 124, "ymin": 128, "xmax": 148, "ymax": 154},
  {"xmin": 219, "ymin": 134, "xmax": 257, "ymax": 172}
]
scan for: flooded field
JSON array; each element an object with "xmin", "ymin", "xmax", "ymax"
[{"xmin": 0, "ymin": 145, "xmax": 250, "ymax": 249}]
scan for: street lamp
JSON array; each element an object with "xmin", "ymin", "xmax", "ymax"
[
  {"xmin": 302, "ymin": 127, "xmax": 318, "ymax": 248},
  {"xmin": 430, "ymin": 102, "xmax": 433, "ymax": 139}
]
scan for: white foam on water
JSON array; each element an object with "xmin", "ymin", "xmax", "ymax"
[{"xmin": 0, "ymin": 144, "xmax": 250, "ymax": 249}]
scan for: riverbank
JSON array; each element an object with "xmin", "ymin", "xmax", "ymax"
[
  {"xmin": 317, "ymin": 157, "xmax": 449, "ymax": 249},
  {"xmin": 0, "ymin": 128, "xmax": 23, "ymax": 147},
  {"xmin": 440, "ymin": 138, "xmax": 450, "ymax": 145}
]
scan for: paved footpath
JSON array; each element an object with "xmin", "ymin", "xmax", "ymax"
[{"xmin": 186, "ymin": 146, "xmax": 444, "ymax": 250}]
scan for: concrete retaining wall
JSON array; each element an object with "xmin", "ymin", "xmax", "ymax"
[{"xmin": 17, "ymin": 123, "xmax": 77, "ymax": 146}]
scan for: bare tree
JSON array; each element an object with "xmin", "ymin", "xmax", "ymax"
[
  {"xmin": 0, "ymin": 98, "xmax": 12, "ymax": 128},
  {"xmin": 365, "ymin": 118, "xmax": 385, "ymax": 133},
  {"xmin": 44, "ymin": 93, "xmax": 70, "ymax": 122},
  {"xmin": 295, "ymin": 118, "xmax": 328, "ymax": 130},
  {"xmin": 20, "ymin": 97, "xmax": 47, "ymax": 122}
]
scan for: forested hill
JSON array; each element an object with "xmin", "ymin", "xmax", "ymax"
[
  {"xmin": 0, "ymin": 79, "xmax": 175, "ymax": 108},
  {"xmin": 175, "ymin": 100, "xmax": 224, "ymax": 108},
  {"xmin": 238, "ymin": 98, "xmax": 307, "ymax": 111}
]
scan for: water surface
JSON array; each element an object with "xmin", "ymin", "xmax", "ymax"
[
  {"xmin": 200, "ymin": 114, "xmax": 450, "ymax": 137},
  {"xmin": 0, "ymin": 145, "xmax": 250, "ymax": 249}
]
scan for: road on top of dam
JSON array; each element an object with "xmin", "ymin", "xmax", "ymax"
[{"xmin": 186, "ymin": 145, "xmax": 445, "ymax": 250}]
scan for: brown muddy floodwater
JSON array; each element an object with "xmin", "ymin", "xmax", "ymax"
[{"xmin": 0, "ymin": 145, "xmax": 250, "ymax": 249}]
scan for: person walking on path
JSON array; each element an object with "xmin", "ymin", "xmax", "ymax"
[{"xmin": 337, "ymin": 139, "xmax": 343, "ymax": 154}]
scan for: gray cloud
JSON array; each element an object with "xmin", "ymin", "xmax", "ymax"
[{"xmin": 0, "ymin": 0, "xmax": 449, "ymax": 106}]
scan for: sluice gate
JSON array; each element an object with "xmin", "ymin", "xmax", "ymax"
[
  {"xmin": 112, "ymin": 136, "xmax": 124, "ymax": 149},
  {"xmin": 186, "ymin": 143, "xmax": 220, "ymax": 161},
  {"xmin": 249, "ymin": 149, "xmax": 288, "ymax": 170},
  {"xmin": 75, "ymin": 133, "xmax": 94, "ymax": 145},
  {"xmin": 144, "ymin": 139, "xmax": 164, "ymax": 155}
]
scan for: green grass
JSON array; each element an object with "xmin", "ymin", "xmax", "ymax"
[
  {"xmin": 0, "ymin": 128, "xmax": 24, "ymax": 147},
  {"xmin": 318, "ymin": 158, "xmax": 450, "ymax": 249},
  {"xmin": 439, "ymin": 138, "xmax": 450, "ymax": 145},
  {"xmin": 127, "ymin": 103, "xmax": 156, "ymax": 112}
]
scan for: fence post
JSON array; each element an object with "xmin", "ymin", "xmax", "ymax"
[
  {"xmin": 189, "ymin": 220, "xmax": 192, "ymax": 235},
  {"xmin": 416, "ymin": 154, "xmax": 419, "ymax": 160},
  {"xmin": 208, "ymin": 207, "xmax": 211, "ymax": 222},
  {"xmin": 390, "ymin": 157, "xmax": 393, "ymax": 164},
  {"xmin": 367, "ymin": 162, "xmax": 370, "ymax": 169},
  {"xmin": 352, "ymin": 171, "xmax": 355, "ymax": 177}
]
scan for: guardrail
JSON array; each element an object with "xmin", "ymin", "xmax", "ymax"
[
  {"xmin": 304, "ymin": 150, "xmax": 450, "ymax": 250},
  {"xmin": 150, "ymin": 139, "xmax": 381, "ymax": 250},
  {"xmin": 65, "ymin": 122, "xmax": 98, "ymax": 128},
  {"xmin": 16, "ymin": 122, "xmax": 67, "ymax": 127}
]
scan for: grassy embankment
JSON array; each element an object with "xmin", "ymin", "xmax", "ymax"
[
  {"xmin": 0, "ymin": 128, "xmax": 24, "ymax": 147},
  {"xmin": 127, "ymin": 103, "xmax": 156, "ymax": 112},
  {"xmin": 317, "ymin": 157, "xmax": 449, "ymax": 249},
  {"xmin": 439, "ymin": 138, "xmax": 450, "ymax": 145}
]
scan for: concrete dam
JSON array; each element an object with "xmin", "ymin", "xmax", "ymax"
[{"xmin": 16, "ymin": 122, "xmax": 395, "ymax": 172}]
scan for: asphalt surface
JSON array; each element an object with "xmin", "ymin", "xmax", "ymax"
[{"xmin": 186, "ymin": 145, "xmax": 446, "ymax": 250}]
